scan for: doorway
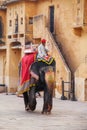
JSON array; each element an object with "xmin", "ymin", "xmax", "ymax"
[
  {"xmin": 49, "ymin": 6, "xmax": 54, "ymax": 33},
  {"xmin": 0, "ymin": 51, "xmax": 6, "ymax": 84}
]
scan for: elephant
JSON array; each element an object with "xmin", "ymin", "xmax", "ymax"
[{"xmin": 28, "ymin": 57, "xmax": 56, "ymax": 114}]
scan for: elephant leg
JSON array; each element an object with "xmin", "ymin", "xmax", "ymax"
[
  {"xmin": 42, "ymin": 88, "xmax": 53, "ymax": 114},
  {"xmin": 23, "ymin": 92, "xmax": 29, "ymax": 111},
  {"xmin": 29, "ymin": 86, "xmax": 37, "ymax": 111},
  {"xmin": 28, "ymin": 77, "xmax": 37, "ymax": 111}
]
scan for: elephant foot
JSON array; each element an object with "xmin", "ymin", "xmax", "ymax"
[
  {"xmin": 41, "ymin": 104, "xmax": 52, "ymax": 114},
  {"xmin": 41, "ymin": 110, "xmax": 51, "ymax": 115},
  {"xmin": 25, "ymin": 104, "xmax": 30, "ymax": 111},
  {"xmin": 29, "ymin": 99, "xmax": 37, "ymax": 111}
]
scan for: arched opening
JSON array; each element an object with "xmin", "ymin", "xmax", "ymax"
[
  {"xmin": 0, "ymin": 50, "xmax": 6, "ymax": 84},
  {"xmin": 9, "ymin": 41, "xmax": 21, "ymax": 93}
]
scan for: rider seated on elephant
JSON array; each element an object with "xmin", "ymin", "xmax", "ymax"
[{"xmin": 37, "ymin": 39, "xmax": 49, "ymax": 59}]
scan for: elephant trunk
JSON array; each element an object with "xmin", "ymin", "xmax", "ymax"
[{"xmin": 42, "ymin": 70, "xmax": 55, "ymax": 114}]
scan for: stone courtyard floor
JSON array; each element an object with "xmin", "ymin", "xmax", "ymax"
[{"xmin": 0, "ymin": 93, "xmax": 87, "ymax": 130}]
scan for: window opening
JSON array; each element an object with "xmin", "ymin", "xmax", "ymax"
[{"xmin": 29, "ymin": 17, "xmax": 33, "ymax": 24}]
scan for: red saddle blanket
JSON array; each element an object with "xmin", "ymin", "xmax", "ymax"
[
  {"xmin": 17, "ymin": 52, "xmax": 36, "ymax": 95},
  {"xmin": 20, "ymin": 54, "xmax": 35, "ymax": 84}
]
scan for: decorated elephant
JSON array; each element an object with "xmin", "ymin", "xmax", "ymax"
[
  {"xmin": 18, "ymin": 53, "xmax": 56, "ymax": 114},
  {"xmin": 28, "ymin": 57, "xmax": 56, "ymax": 114}
]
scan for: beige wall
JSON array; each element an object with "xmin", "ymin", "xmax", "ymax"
[
  {"xmin": 5, "ymin": 1, "xmax": 37, "ymax": 92},
  {"xmin": 6, "ymin": 2, "xmax": 25, "ymax": 92},
  {"xmin": 6, "ymin": 2, "xmax": 25, "ymax": 34},
  {"xmin": 35, "ymin": 0, "xmax": 80, "ymax": 71},
  {"xmin": 25, "ymin": 1, "xmax": 37, "ymax": 41},
  {"xmin": 0, "ymin": 9, "xmax": 6, "ymax": 86},
  {"xmin": 32, "ymin": 0, "xmax": 87, "ymax": 100},
  {"xmin": 0, "ymin": 9, "xmax": 6, "ymax": 41},
  {"xmin": 0, "ymin": 0, "xmax": 87, "ymax": 100}
]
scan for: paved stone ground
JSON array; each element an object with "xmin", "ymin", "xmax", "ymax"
[{"xmin": 0, "ymin": 93, "xmax": 87, "ymax": 130}]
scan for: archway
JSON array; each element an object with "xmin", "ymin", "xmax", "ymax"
[
  {"xmin": 0, "ymin": 50, "xmax": 6, "ymax": 84},
  {"xmin": 9, "ymin": 41, "xmax": 21, "ymax": 93}
]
